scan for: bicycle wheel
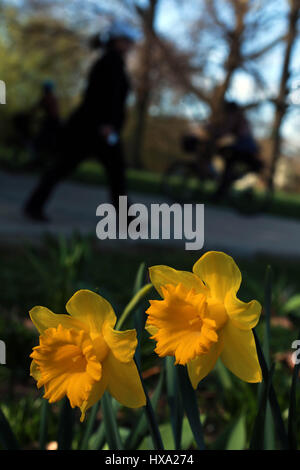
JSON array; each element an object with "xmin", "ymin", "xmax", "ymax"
[
  {"xmin": 228, "ymin": 186, "xmax": 272, "ymax": 215},
  {"xmin": 161, "ymin": 161, "xmax": 202, "ymax": 203}
]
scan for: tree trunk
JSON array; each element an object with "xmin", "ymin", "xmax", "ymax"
[
  {"xmin": 131, "ymin": 36, "xmax": 152, "ymax": 170},
  {"xmin": 210, "ymin": 0, "xmax": 248, "ymax": 124},
  {"xmin": 131, "ymin": 0, "xmax": 158, "ymax": 170},
  {"xmin": 268, "ymin": 0, "xmax": 300, "ymax": 191}
]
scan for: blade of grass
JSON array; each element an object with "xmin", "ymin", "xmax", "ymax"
[
  {"xmin": 261, "ymin": 266, "xmax": 275, "ymax": 449},
  {"xmin": 215, "ymin": 359, "xmax": 233, "ymax": 391},
  {"xmin": 89, "ymin": 401, "xmax": 121, "ymax": 450},
  {"xmin": 101, "ymin": 392, "xmax": 123, "ymax": 450},
  {"xmin": 39, "ymin": 399, "xmax": 49, "ymax": 450},
  {"xmin": 58, "ymin": 397, "xmax": 75, "ymax": 450},
  {"xmin": 253, "ymin": 329, "xmax": 289, "ymax": 449},
  {"xmin": 89, "ymin": 421, "xmax": 105, "ymax": 450},
  {"xmin": 250, "ymin": 363, "xmax": 275, "ymax": 449},
  {"xmin": 134, "ymin": 359, "xmax": 164, "ymax": 450},
  {"xmin": 133, "ymin": 262, "xmax": 147, "ymax": 295},
  {"xmin": 212, "ymin": 412, "xmax": 246, "ymax": 450},
  {"xmin": 133, "ymin": 263, "xmax": 147, "ymax": 369},
  {"xmin": 166, "ymin": 357, "xmax": 184, "ymax": 450},
  {"xmin": 177, "ymin": 365, "xmax": 205, "ymax": 450},
  {"xmin": 263, "ymin": 265, "xmax": 272, "ymax": 366},
  {"xmin": 125, "ymin": 367, "xmax": 164, "ymax": 450},
  {"xmin": 80, "ymin": 402, "xmax": 100, "ymax": 450},
  {"xmin": 134, "ymin": 305, "xmax": 147, "ymax": 371},
  {"xmin": 287, "ymin": 330, "xmax": 300, "ymax": 450},
  {"xmin": 116, "ymin": 283, "xmax": 152, "ymax": 331},
  {"xmin": 0, "ymin": 407, "xmax": 19, "ymax": 450}
]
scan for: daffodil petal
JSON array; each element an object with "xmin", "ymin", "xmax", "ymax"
[
  {"xmin": 30, "ymin": 359, "xmax": 41, "ymax": 381},
  {"xmin": 102, "ymin": 324, "xmax": 137, "ymax": 363},
  {"xmin": 145, "ymin": 324, "xmax": 158, "ymax": 336},
  {"xmin": 149, "ymin": 265, "xmax": 207, "ymax": 298},
  {"xmin": 80, "ymin": 375, "xmax": 108, "ymax": 422},
  {"xmin": 29, "ymin": 306, "xmax": 86, "ymax": 335},
  {"xmin": 225, "ymin": 292, "xmax": 261, "ymax": 330},
  {"xmin": 103, "ymin": 353, "xmax": 146, "ymax": 408},
  {"xmin": 187, "ymin": 337, "xmax": 223, "ymax": 389},
  {"xmin": 193, "ymin": 251, "xmax": 241, "ymax": 302},
  {"xmin": 66, "ymin": 290, "xmax": 116, "ymax": 336},
  {"xmin": 220, "ymin": 322, "xmax": 262, "ymax": 382}
]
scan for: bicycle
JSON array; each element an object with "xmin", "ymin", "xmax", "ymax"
[{"xmin": 161, "ymin": 134, "xmax": 272, "ymax": 215}]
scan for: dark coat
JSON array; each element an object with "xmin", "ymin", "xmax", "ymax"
[{"xmin": 77, "ymin": 48, "xmax": 130, "ymax": 132}]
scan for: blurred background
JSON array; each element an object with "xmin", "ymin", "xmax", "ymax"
[
  {"xmin": 1, "ymin": 0, "xmax": 300, "ymax": 185},
  {"xmin": 1, "ymin": 0, "xmax": 300, "ymax": 450}
]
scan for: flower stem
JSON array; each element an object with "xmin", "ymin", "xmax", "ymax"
[
  {"xmin": 134, "ymin": 358, "xmax": 164, "ymax": 450},
  {"xmin": 116, "ymin": 283, "xmax": 153, "ymax": 331}
]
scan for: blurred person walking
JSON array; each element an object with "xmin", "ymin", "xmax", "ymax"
[{"xmin": 24, "ymin": 22, "xmax": 138, "ymax": 221}]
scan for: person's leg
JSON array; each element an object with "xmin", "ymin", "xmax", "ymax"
[
  {"xmin": 213, "ymin": 147, "xmax": 237, "ymax": 201},
  {"xmin": 24, "ymin": 154, "xmax": 81, "ymax": 221},
  {"xmin": 243, "ymin": 152, "xmax": 264, "ymax": 174},
  {"xmin": 98, "ymin": 140, "xmax": 127, "ymax": 211},
  {"xmin": 24, "ymin": 123, "xmax": 84, "ymax": 220},
  {"xmin": 213, "ymin": 149, "xmax": 264, "ymax": 202},
  {"xmin": 24, "ymin": 113, "xmax": 89, "ymax": 220}
]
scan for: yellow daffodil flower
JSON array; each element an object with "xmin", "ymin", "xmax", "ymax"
[
  {"xmin": 146, "ymin": 251, "xmax": 262, "ymax": 388},
  {"xmin": 29, "ymin": 290, "xmax": 146, "ymax": 421}
]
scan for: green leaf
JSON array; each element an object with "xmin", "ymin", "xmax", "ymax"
[
  {"xmin": 166, "ymin": 357, "xmax": 184, "ymax": 450},
  {"xmin": 133, "ymin": 262, "xmax": 147, "ymax": 295},
  {"xmin": 0, "ymin": 406, "xmax": 19, "ymax": 450},
  {"xmin": 250, "ymin": 363, "xmax": 275, "ymax": 450},
  {"xmin": 88, "ymin": 421, "xmax": 105, "ymax": 450},
  {"xmin": 283, "ymin": 295, "xmax": 300, "ymax": 315},
  {"xmin": 133, "ymin": 359, "xmax": 164, "ymax": 450},
  {"xmin": 287, "ymin": 330, "xmax": 300, "ymax": 450},
  {"xmin": 125, "ymin": 368, "xmax": 164, "ymax": 450},
  {"xmin": 89, "ymin": 401, "xmax": 121, "ymax": 450},
  {"xmin": 215, "ymin": 359, "xmax": 233, "ymax": 391},
  {"xmin": 101, "ymin": 392, "xmax": 123, "ymax": 450},
  {"xmin": 133, "ymin": 263, "xmax": 148, "ymax": 369},
  {"xmin": 58, "ymin": 397, "xmax": 75, "ymax": 450},
  {"xmin": 116, "ymin": 283, "xmax": 153, "ymax": 331},
  {"xmin": 212, "ymin": 413, "xmax": 246, "ymax": 450},
  {"xmin": 80, "ymin": 402, "xmax": 100, "ymax": 450},
  {"xmin": 260, "ymin": 266, "xmax": 275, "ymax": 449},
  {"xmin": 263, "ymin": 265, "xmax": 272, "ymax": 367},
  {"xmin": 138, "ymin": 417, "xmax": 194, "ymax": 450},
  {"xmin": 253, "ymin": 329, "xmax": 289, "ymax": 449},
  {"xmin": 177, "ymin": 365, "xmax": 205, "ymax": 450},
  {"xmin": 226, "ymin": 413, "xmax": 246, "ymax": 450},
  {"xmin": 39, "ymin": 399, "xmax": 49, "ymax": 450},
  {"xmin": 264, "ymin": 402, "xmax": 275, "ymax": 450}
]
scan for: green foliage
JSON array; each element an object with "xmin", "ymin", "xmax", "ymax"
[
  {"xmin": 0, "ymin": 236, "xmax": 300, "ymax": 450},
  {"xmin": 0, "ymin": 6, "xmax": 86, "ymax": 115}
]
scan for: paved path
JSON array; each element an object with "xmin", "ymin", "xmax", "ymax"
[{"xmin": 1, "ymin": 170, "xmax": 300, "ymax": 258}]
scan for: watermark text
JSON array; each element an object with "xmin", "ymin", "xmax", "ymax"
[
  {"xmin": 0, "ymin": 80, "xmax": 6, "ymax": 104},
  {"xmin": 0, "ymin": 340, "xmax": 6, "ymax": 365},
  {"xmin": 96, "ymin": 197, "xmax": 204, "ymax": 250}
]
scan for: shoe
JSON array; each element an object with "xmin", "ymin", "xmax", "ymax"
[{"xmin": 23, "ymin": 206, "xmax": 50, "ymax": 223}]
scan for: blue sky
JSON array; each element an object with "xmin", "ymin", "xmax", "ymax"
[{"xmin": 154, "ymin": 0, "xmax": 300, "ymax": 149}]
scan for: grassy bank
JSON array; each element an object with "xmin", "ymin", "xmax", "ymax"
[{"xmin": 1, "ymin": 235, "xmax": 300, "ymax": 448}]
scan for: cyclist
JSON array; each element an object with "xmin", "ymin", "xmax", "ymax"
[{"xmin": 208, "ymin": 101, "xmax": 263, "ymax": 201}]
